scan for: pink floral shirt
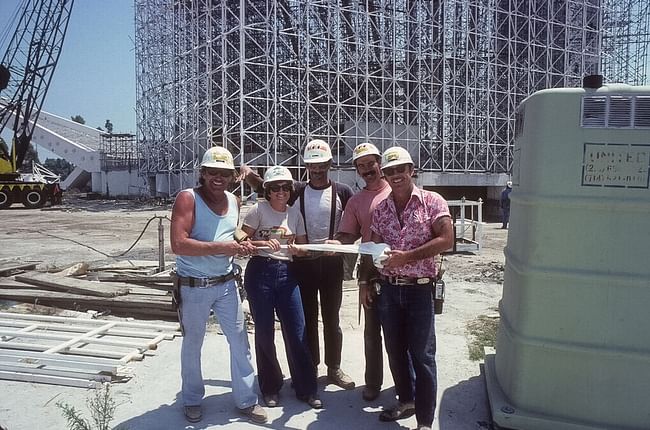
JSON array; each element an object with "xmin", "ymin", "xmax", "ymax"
[{"xmin": 371, "ymin": 186, "xmax": 450, "ymax": 278}]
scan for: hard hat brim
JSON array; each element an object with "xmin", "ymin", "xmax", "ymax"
[{"xmin": 200, "ymin": 161, "xmax": 236, "ymax": 170}]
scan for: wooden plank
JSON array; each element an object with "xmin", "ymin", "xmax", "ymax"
[
  {"xmin": 0, "ymin": 289, "xmax": 173, "ymax": 309},
  {"xmin": 0, "ymin": 320, "xmax": 177, "ymax": 340},
  {"xmin": 0, "ymin": 262, "xmax": 38, "ymax": 277},
  {"xmin": 0, "ymin": 362, "xmax": 114, "ymax": 382},
  {"xmin": 89, "ymin": 260, "xmax": 164, "ymax": 271},
  {"xmin": 15, "ymin": 272, "xmax": 130, "ymax": 298},
  {"xmin": 1, "ymin": 312, "xmax": 179, "ymax": 331},
  {"xmin": 0, "ymin": 370, "xmax": 102, "ymax": 388},
  {"xmin": 0, "ymin": 278, "xmax": 43, "ymax": 289},
  {"xmin": 95, "ymin": 273, "xmax": 172, "ymax": 283},
  {"xmin": 0, "ymin": 352, "xmax": 120, "ymax": 372},
  {"xmin": 0, "ymin": 297, "xmax": 178, "ymax": 320},
  {"xmin": 0, "ymin": 327, "xmax": 160, "ymax": 352},
  {"xmin": 0, "ymin": 343, "xmax": 144, "ymax": 361}
]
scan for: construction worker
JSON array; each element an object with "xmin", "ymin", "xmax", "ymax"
[
  {"xmin": 241, "ymin": 166, "xmax": 322, "ymax": 409},
  {"xmin": 240, "ymin": 139, "xmax": 356, "ymax": 390},
  {"xmin": 361, "ymin": 146, "xmax": 454, "ymax": 430},
  {"xmin": 335, "ymin": 142, "xmax": 391, "ymax": 401},
  {"xmin": 170, "ymin": 146, "xmax": 267, "ymax": 424},
  {"xmin": 500, "ymin": 180, "xmax": 512, "ymax": 229}
]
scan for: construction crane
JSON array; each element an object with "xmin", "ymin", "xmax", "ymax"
[{"xmin": 0, "ymin": 0, "xmax": 74, "ymax": 209}]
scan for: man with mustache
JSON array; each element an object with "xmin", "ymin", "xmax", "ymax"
[{"xmin": 335, "ymin": 142, "xmax": 392, "ymax": 402}]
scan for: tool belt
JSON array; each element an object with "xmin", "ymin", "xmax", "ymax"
[
  {"xmin": 380, "ymin": 274, "xmax": 433, "ymax": 286},
  {"xmin": 176, "ymin": 271, "xmax": 237, "ymax": 287}
]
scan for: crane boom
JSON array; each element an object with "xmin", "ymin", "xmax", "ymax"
[
  {"xmin": 0, "ymin": 0, "xmax": 73, "ymax": 209},
  {"xmin": 0, "ymin": 0, "xmax": 74, "ymax": 169}
]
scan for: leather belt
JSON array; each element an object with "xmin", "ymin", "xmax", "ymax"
[
  {"xmin": 381, "ymin": 275, "xmax": 433, "ymax": 286},
  {"xmin": 178, "ymin": 271, "xmax": 236, "ymax": 287}
]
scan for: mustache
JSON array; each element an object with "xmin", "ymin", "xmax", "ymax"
[{"xmin": 361, "ymin": 170, "xmax": 376, "ymax": 178}]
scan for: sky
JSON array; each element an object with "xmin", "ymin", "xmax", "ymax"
[{"xmin": 0, "ymin": 0, "xmax": 136, "ymax": 134}]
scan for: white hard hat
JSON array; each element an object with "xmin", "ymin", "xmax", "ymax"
[
  {"xmin": 381, "ymin": 146, "xmax": 413, "ymax": 170},
  {"xmin": 352, "ymin": 142, "xmax": 381, "ymax": 163},
  {"xmin": 263, "ymin": 166, "xmax": 293, "ymax": 187},
  {"xmin": 200, "ymin": 146, "xmax": 235, "ymax": 170},
  {"xmin": 303, "ymin": 139, "xmax": 332, "ymax": 164}
]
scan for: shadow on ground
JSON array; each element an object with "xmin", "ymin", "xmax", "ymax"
[{"xmin": 438, "ymin": 367, "xmax": 492, "ymax": 430}]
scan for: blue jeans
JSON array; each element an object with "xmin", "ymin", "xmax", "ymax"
[
  {"xmin": 180, "ymin": 279, "xmax": 258, "ymax": 409},
  {"xmin": 244, "ymin": 256, "xmax": 317, "ymax": 398},
  {"xmin": 377, "ymin": 281, "xmax": 437, "ymax": 427}
]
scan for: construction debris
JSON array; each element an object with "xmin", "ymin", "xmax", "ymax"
[
  {"xmin": 0, "ymin": 312, "xmax": 181, "ymax": 388},
  {"xmin": 0, "ymin": 260, "xmax": 176, "ymax": 321}
]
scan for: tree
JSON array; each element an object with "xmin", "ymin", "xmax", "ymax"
[
  {"xmin": 71, "ymin": 115, "xmax": 86, "ymax": 124},
  {"xmin": 104, "ymin": 119, "xmax": 114, "ymax": 134},
  {"xmin": 43, "ymin": 157, "xmax": 74, "ymax": 180},
  {"xmin": 19, "ymin": 143, "xmax": 41, "ymax": 173}
]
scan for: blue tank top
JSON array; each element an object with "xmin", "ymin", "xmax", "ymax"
[{"xmin": 175, "ymin": 189, "xmax": 238, "ymax": 278}]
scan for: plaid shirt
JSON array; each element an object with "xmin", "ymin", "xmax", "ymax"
[{"xmin": 371, "ymin": 186, "xmax": 450, "ymax": 279}]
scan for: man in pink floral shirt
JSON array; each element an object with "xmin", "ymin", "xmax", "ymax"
[{"xmin": 363, "ymin": 146, "xmax": 454, "ymax": 430}]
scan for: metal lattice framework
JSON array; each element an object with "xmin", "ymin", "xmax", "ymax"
[{"xmin": 135, "ymin": 0, "xmax": 650, "ymax": 197}]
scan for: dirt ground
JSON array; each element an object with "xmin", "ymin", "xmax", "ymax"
[{"xmin": 0, "ymin": 195, "xmax": 506, "ymax": 430}]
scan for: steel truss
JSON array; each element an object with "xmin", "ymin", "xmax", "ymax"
[{"xmin": 135, "ymin": 0, "xmax": 650, "ymax": 196}]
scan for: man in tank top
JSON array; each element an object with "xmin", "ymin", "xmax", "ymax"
[{"xmin": 170, "ymin": 146, "xmax": 267, "ymax": 424}]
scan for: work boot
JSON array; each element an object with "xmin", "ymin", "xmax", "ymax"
[
  {"xmin": 239, "ymin": 404, "xmax": 268, "ymax": 424},
  {"xmin": 327, "ymin": 367, "xmax": 355, "ymax": 390},
  {"xmin": 183, "ymin": 405, "xmax": 202, "ymax": 423},
  {"xmin": 379, "ymin": 401, "xmax": 416, "ymax": 421},
  {"xmin": 415, "ymin": 425, "xmax": 432, "ymax": 430},
  {"xmin": 298, "ymin": 394, "xmax": 323, "ymax": 409},
  {"xmin": 263, "ymin": 394, "xmax": 279, "ymax": 408}
]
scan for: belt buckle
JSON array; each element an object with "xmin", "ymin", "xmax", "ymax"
[
  {"xmin": 391, "ymin": 276, "xmax": 408, "ymax": 286},
  {"xmin": 416, "ymin": 277, "xmax": 431, "ymax": 285}
]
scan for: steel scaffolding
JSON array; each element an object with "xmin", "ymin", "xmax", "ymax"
[{"xmin": 135, "ymin": 0, "xmax": 650, "ymax": 197}]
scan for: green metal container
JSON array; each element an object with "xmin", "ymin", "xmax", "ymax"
[{"xmin": 485, "ymin": 83, "xmax": 650, "ymax": 430}]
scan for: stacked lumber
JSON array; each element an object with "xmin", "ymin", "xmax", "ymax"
[
  {"xmin": 0, "ymin": 260, "xmax": 177, "ymax": 321},
  {"xmin": 0, "ymin": 312, "xmax": 181, "ymax": 388}
]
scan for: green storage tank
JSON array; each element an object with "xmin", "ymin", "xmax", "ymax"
[{"xmin": 485, "ymin": 81, "xmax": 650, "ymax": 430}]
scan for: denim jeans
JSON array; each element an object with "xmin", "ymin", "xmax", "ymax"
[
  {"xmin": 180, "ymin": 279, "xmax": 258, "ymax": 409},
  {"xmin": 377, "ymin": 281, "xmax": 437, "ymax": 427},
  {"xmin": 244, "ymin": 256, "xmax": 317, "ymax": 398},
  {"xmin": 293, "ymin": 255, "xmax": 344, "ymax": 369}
]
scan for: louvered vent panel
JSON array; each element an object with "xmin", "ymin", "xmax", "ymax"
[
  {"xmin": 634, "ymin": 96, "xmax": 650, "ymax": 127},
  {"xmin": 608, "ymin": 97, "xmax": 632, "ymax": 127},
  {"xmin": 582, "ymin": 96, "xmax": 606, "ymax": 127}
]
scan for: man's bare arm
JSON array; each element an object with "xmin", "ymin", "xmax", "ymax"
[{"xmin": 170, "ymin": 191, "xmax": 252, "ymax": 257}]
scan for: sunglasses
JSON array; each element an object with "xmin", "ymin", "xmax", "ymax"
[
  {"xmin": 382, "ymin": 165, "xmax": 409, "ymax": 176},
  {"xmin": 203, "ymin": 168, "xmax": 233, "ymax": 178},
  {"xmin": 269, "ymin": 184, "xmax": 292, "ymax": 193}
]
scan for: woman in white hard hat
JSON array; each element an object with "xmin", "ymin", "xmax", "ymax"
[{"xmin": 241, "ymin": 166, "xmax": 323, "ymax": 409}]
